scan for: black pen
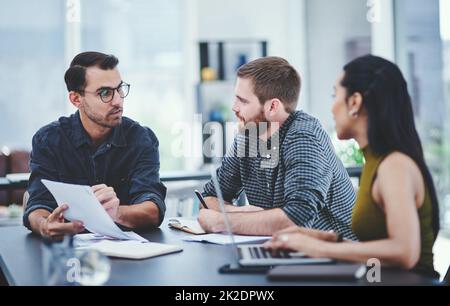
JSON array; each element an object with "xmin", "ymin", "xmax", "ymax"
[{"xmin": 194, "ymin": 190, "xmax": 209, "ymax": 209}]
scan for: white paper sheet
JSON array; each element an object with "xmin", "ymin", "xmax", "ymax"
[
  {"xmin": 182, "ymin": 233, "xmax": 271, "ymax": 245},
  {"xmin": 41, "ymin": 179, "xmax": 144, "ymax": 241}
]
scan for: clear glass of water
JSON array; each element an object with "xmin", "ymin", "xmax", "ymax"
[{"xmin": 41, "ymin": 235, "xmax": 111, "ymax": 286}]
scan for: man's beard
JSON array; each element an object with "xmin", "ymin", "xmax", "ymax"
[
  {"xmin": 83, "ymin": 103, "xmax": 122, "ymax": 128},
  {"xmin": 237, "ymin": 110, "xmax": 268, "ymax": 136}
]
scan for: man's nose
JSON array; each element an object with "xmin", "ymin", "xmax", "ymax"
[
  {"xmin": 111, "ymin": 91, "xmax": 123, "ymax": 106},
  {"xmin": 232, "ymin": 102, "xmax": 239, "ymax": 113}
]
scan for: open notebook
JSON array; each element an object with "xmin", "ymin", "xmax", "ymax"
[{"xmin": 168, "ymin": 217, "xmax": 206, "ymax": 235}]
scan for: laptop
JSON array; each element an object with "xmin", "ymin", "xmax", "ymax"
[{"xmin": 210, "ymin": 169, "xmax": 333, "ymax": 269}]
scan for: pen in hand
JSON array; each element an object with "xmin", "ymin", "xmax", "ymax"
[{"xmin": 194, "ymin": 190, "xmax": 209, "ymax": 209}]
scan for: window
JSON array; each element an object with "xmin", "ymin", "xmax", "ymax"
[
  {"xmin": 0, "ymin": 0, "xmax": 189, "ymax": 171},
  {"xmin": 304, "ymin": 0, "xmax": 372, "ymax": 167},
  {"xmin": 80, "ymin": 0, "xmax": 187, "ymax": 171},
  {"xmin": 395, "ymin": 0, "xmax": 450, "ymax": 230},
  {"xmin": 0, "ymin": 0, "xmax": 66, "ymax": 150}
]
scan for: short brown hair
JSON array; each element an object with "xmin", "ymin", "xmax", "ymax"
[
  {"xmin": 237, "ymin": 56, "xmax": 301, "ymax": 113},
  {"xmin": 64, "ymin": 51, "xmax": 119, "ymax": 93}
]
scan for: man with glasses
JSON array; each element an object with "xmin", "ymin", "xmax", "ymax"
[{"xmin": 24, "ymin": 52, "xmax": 166, "ymax": 240}]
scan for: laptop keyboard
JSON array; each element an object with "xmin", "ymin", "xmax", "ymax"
[{"xmin": 247, "ymin": 246, "xmax": 291, "ymax": 259}]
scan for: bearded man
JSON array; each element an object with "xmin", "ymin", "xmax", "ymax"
[
  {"xmin": 24, "ymin": 52, "xmax": 166, "ymax": 239},
  {"xmin": 198, "ymin": 57, "xmax": 356, "ymax": 239}
]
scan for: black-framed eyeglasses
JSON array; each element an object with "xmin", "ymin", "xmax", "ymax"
[{"xmin": 81, "ymin": 81, "xmax": 130, "ymax": 103}]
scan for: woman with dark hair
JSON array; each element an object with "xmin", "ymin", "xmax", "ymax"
[{"xmin": 264, "ymin": 55, "xmax": 440, "ymax": 276}]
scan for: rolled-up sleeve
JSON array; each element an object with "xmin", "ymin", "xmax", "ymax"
[
  {"xmin": 281, "ymin": 131, "xmax": 333, "ymax": 227},
  {"xmin": 128, "ymin": 128, "xmax": 167, "ymax": 226},
  {"xmin": 23, "ymin": 133, "xmax": 59, "ymax": 230},
  {"xmin": 202, "ymin": 139, "xmax": 243, "ymax": 203}
]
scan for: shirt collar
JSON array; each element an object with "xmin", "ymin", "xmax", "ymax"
[
  {"xmin": 279, "ymin": 111, "xmax": 298, "ymax": 135},
  {"xmin": 265, "ymin": 111, "xmax": 299, "ymax": 146},
  {"xmin": 70, "ymin": 111, "xmax": 127, "ymax": 148},
  {"xmin": 110, "ymin": 121, "xmax": 127, "ymax": 147}
]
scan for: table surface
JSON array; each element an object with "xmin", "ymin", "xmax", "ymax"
[{"xmin": 0, "ymin": 224, "xmax": 440, "ymax": 286}]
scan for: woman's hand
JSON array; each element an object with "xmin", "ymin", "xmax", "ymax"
[
  {"xmin": 275, "ymin": 226, "xmax": 339, "ymax": 242},
  {"xmin": 263, "ymin": 226, "xmax": 341, "ymax": 258},
  {"xmin": 263, "ymin": 231, "xmax": 328, "ymax": 258}
]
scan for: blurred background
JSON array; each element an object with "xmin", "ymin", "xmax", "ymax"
[{"xmin": 0, "ymin": 1, "xmax": 449, "ymax": 271}]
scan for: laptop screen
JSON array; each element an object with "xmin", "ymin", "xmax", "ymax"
[{"xmin": 210, "ymin": 168, "xmax": 241, "ymax": 267}]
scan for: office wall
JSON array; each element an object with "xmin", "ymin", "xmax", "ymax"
[
  {"xmin": 194, "ymin": 0, "xmax": 371, "ymax": 131},
  {"xmin": 194, "ymin": 0, "xmax": 309, "ymax": 108},
  {"xmin": 196, "ymin": 0, "xmax": 290, "ymax": 56}
]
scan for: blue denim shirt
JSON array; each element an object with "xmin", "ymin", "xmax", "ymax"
[{"xmin": 23, "ymin": 111, "xmax": 167, "ymax": 229}]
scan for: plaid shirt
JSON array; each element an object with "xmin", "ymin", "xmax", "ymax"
[{"xmin": 203, "ymin": 111, "xmax": 357, "ymax": 239}]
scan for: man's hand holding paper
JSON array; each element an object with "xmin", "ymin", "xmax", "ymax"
[
  {"xmin": 38, "ymin": 204, "xmax": 85, "ymax": 240},
  {"xmin": 92, "ymin": 184, "xmax": 120, "ymax": 221},
  {"xmin": 41, "ymin": 180, "xmax": 143, "ymax": 241}
]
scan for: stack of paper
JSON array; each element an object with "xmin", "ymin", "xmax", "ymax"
[
  {"xmin": 73, "ymin": 232, "xmax": 147, "ymax": 247},
  {"xmin": 74, "ymin": 234, "xmax": 182, "ymax": 260}
]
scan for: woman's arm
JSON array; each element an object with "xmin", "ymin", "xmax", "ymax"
[{"xmin": 265, "ymin": 152, "xmax": 424, "ymax": 269}]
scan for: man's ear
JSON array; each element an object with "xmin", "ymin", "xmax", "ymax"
[
  {"xmin": 267, "ymin": 98, "xmax": 282, "ymax": 114},
  {"xmin": 347, "ymin": 92, "xmax": 363, "ymax": 115},
  {"xmin": 69, "ymin": 91, "xmax": 82, "ymax": 109}
]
